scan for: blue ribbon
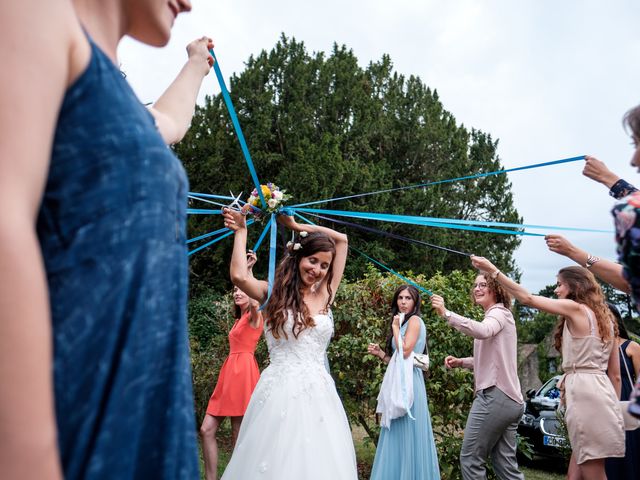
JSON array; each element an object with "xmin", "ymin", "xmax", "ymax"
[
  {"xmin": 187, "ymin": 226, "xmax": 229, "ymax": 245},
  {"xmin": 187, "ymin": 208, "xmax": 222, "ymax": 215},
  {"xmin": 292, "ymin": 155, "xmax": 586, "ymax": 208},
  {"xmin": 188, "ymin": 220, "xmax": 255, "ymax": 254},
  {"xmin": 253, "ymin": 217, "xmax": 273, "ymax": 252},
  {"xmin": 294, "ymin": 208, "xmax": 544, "ymax": 237},
  {"xmin": 294, "ymin": 208, "xmax": 610, "ymax": 235},
  {"xmin": 210, "ymin": 48, "xmax": 267, "ymax": 210},
  {"xmin": 294, "ymin": 212, "xmax": 432, "ymax": 296},
  {"xmin": 188, "ymin": 192, "xmax": 236, "ymax": 201},
  {"xmin": 300, "ymin": 211, "xmax": 471, "ymax": 256},
  {"xmin": 259, "ymin": 214, "xmax": 278, "ymax": 310},
  {"xmin": 188, "ymin": 230, "xmax": 234, "ymax": 256}
]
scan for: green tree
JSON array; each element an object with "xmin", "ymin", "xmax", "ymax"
[{"xmin": 176, "ymin": 34, "xmax": 522, "ymax": 294}]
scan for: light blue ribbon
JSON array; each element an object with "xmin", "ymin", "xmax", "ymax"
[
  {"xmin": 293, "ymin": 208, "xmax": 611, "ymax": 235},
  {"xmin": 253, "ymin": 217, "xmax": 273, "ymax": 252},
  {"xmin": 294, "ymin": 208, "xmax": 544, "ymax": 237},
  {"xmin": 259, "ymin": 214, "xmax": 278, "ymax": 310},
  {"xmin": 210, "ymin": 48, "xmax": 267, "ymax": 210},
  {"xmin": 187, "ymin": 226, "xmax": 229, "ymax": 244},
  {"xmin": 188, "ymin": 220, "xmax": 255, "ymax": 255},
  {"xmin": 187, "ymin": 208, "xmax": 223, "ymax": 215},
  {"xmin": 188, "ymin": 192, "xmax": 236, "ymax": 201},
  {"xmin": 294, "ymin": 212, "xmax": 432, "ymax": 296},
  {"xmin": 292, "ymin": 155, "xmax": 585, "ymax": 208}
]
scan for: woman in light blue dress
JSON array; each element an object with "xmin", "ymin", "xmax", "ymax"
[{"xmin": 367, "ymin": 285, "xmax": 441, "ymax": 480}]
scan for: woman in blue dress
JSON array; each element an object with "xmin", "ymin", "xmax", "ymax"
[
  {"xmin": 367, "ymin": 285, "xmax": 441, "ymax": 479},
  {"xmin": 1, "ymin": 1, "xmax": 212, "ymax": 478}
]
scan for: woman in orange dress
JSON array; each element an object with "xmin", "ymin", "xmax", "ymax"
[{"xmin": 200, "ymin": 269, "xmax": 263, "ymax": 480}]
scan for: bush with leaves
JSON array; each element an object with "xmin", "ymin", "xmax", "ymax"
[
  {"xmin": 327, "ymin": 266, "xmax": 487, "ymax": 480},
  {"xmin": 190, "ymin": 266, "xmax": 533, "ymax": 478}
]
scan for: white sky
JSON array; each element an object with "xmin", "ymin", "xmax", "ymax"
[{"xmin": 119, "ymin": 0, "xmax": 640, "ymax": 293}]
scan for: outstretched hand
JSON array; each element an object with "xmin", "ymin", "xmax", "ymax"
[
  {"xmin": 276, "ymin": 214, "xmax": 298, "ymax": 231},
  {"xmin": 545, "ymin": 234, "xmax": 575, "ymax": 258},
  {"xmin": 222, "ymin": 207, "xmax": 246, "ymax": 231},
  {"xmin": 186, "ymin": 36, "xmax": 214, "ymax": 76},
  {"xmin": 430, "ymin": 294, "xmax": 447, "ymax": 317},
  {"xmin": 444, "ymin": 355, "xmax": 463, "ymax": 369},
  {"xmin": 583, "ymin": 155, "xmax": 619, "ymax": 188},
  {"xmin": 470, "ymin": 255, "xmax": 496, "ymax": 274}
]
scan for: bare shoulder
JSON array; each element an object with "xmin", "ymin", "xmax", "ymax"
[
  {"xmin": 407, "ymin": 315, "xmax": 423, "ymax": 329},
  {"xmin": 0, "ymin": 0, "xmax": 90, "ymax": 215},
  {"xmin": 627, "ymin": 340, "xmax": 640, "ymax": 356}
]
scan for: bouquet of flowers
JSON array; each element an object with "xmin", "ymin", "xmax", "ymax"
[{"xmin": 242, "ymin": 183, "xmax": 291, "ymax": 217}]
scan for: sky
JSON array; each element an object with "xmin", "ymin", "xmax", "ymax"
[{"xmin": 119, "ymin": 0, "xmax": 640, "ymax": 293}]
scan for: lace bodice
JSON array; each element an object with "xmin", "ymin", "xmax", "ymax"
[{"xmin": 265, "ymin": 310, "xmax": 334, "ymax": 367}]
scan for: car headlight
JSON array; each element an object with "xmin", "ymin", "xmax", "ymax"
[{"xmin": 520, "ymin": 413, "xmax": 535, "ymax": 427}]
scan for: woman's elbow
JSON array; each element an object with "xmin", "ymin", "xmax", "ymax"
[{"xmin": 230, "ymin": 271, "xmax": 248, "ymax": 287}]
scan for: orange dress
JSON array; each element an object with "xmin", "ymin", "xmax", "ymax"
[{"xmin": 206, "ymin": 312, "xmax": 263, "ymax": 417}]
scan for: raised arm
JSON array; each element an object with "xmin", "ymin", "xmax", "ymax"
[
  {"xmin": 278, "ymin": 215, "xmax": 348, "ymax": 298},
  {"xmin": 431, "ymin": 294, "xmax": 505, "ymax": 339},
  {"xmin": 470, "ymin": 256, "xmax": 583, "ymax": 319},
  {"xmin": 545, "ymin": 234, "xmax": 630, "ymax": 294},
  {"xmin": 222, "ymin": 208, "xmax": 268, "ymax": 302},
  {"xmin": 148, "ymin": 37, "xmax": 213, "ymax": 145},
  {"xmin": 0, "ymin": 1, "xmax": 87, "ymax": 477},
  {"xmin": 583, "ymin": 155, "xmax": 637, "ymax": 199},
  {"xmin": 391, "ymin": 315, "xmax": 422, "ymax": 359}
]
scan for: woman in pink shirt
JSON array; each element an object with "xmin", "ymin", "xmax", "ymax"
[{"xmin": 431, "ymin": 270, "xmax": 524, "ymax": 480}]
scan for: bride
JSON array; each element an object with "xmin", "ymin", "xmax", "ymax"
[{"xmin": 220, "ymin": 209, "xmax": 357, "ymax": 479}]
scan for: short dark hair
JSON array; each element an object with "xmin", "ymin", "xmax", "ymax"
[{"xmin": 623, "ymin": 104, "xmax": 640, "ymax": 141}]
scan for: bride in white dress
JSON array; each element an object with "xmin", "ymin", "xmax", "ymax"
[{"xmin": 220, "ymin": 209, "xmax": 358, "ymax": 479}]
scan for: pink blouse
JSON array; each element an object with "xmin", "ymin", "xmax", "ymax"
[{"xmin": 448, "ymin": 303, "xmax": 523, "ymax": 404}]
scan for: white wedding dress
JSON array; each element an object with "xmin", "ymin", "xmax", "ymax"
[{"xmin": 221, "ymin": 311, "xmax": 358, "ymax": 479}]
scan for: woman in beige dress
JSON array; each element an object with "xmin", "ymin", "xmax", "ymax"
[{"xmin": 470, "ymin": 257, "xmax": 624, "ymax": 480}]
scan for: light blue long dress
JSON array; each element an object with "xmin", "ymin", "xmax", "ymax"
[{"xmin": 370, "ymin": 318, "xmax": 441, "ymax": 480}]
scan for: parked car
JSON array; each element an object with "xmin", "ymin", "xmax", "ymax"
[{"xmin": 518, "ymin": 375, "xmax": 568, "ymax": 457}]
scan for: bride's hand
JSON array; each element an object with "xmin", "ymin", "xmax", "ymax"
[
  {"xmin": 222, "ymin": 207, "xmax": 246, "ymax": 231},
  {"xmin": 276, "ymin": 214, "xmax": 298, "ymax": 231}
]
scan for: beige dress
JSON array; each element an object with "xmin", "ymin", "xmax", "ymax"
[{"xmin": 560, "ymin": 305, "xmax": 625, "ymax": 464}]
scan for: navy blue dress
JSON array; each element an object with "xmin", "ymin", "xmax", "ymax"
[
  {"xmin": 37, "ymin": 37, "xmax": 199, "ymax": 479},
  {"xmin": 605, "ymin": 340, "xmax": 640, "ymax": 479}
]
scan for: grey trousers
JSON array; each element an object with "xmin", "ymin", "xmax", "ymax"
[{"xmin": 460, "ymin": 386, "xmax": 525, "ymax": 480}]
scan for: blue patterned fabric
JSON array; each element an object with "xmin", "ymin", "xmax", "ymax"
[
  {"xmin": 612, "ymin": 192, "xmax": 640, "ymax": 312},
  {"xmin": 37, "ymin": 37, "xmax": 198, "ymax": 479},
  {"xmin": 370, "ymin": 319, "xmax": 441, "ymax": 480}
]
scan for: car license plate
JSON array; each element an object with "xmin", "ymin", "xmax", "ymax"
[{"xmin": 543, "ymin": 435, "xmax": 565, "ymax": 447}]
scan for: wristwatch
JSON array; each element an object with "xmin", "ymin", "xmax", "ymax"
[{"xmin": 444, "ymin": 310, "xmax": 451, "ymax": 319}]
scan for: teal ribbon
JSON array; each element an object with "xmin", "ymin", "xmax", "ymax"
[
  {"xmin": 294, "ymin": 208, "xmax": 544, "ymax": 236},
  {"xmin": 187, "ymin": 208, "xmax": 222, "ymax": 215},
  {"xmin": 294, "ymin": 212, "xmax": 432, "ymax": 296},
  {"xmin": 259, "ymin": 214, "xmax": 278, "ymax": 310},
  {"xmin": 253, "ymin": 217, "xmax": 273, "ymax": 252},
  {"xmin": 210, "ymin": 48, "xmax": 267, "ymax": 210},
  {"xmin": 293, "ymin": 208, "xmax": 611, "ymax": 235},
  {"xmin": 188, "ymin": 220, "xmax": 254, "ymax": 255},
  {"xmin": 292, "ymin": 155, "xmax": 585, "ymax": 208}
]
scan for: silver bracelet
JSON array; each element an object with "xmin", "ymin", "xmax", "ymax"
[{"xmin": 585, "ymin": 254, "xmax": 600, "ymax": 268}]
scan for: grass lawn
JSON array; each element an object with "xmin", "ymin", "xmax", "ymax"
[{"xmin": 203, "ymin": 421, "xmax": 566, "ymax": 479}]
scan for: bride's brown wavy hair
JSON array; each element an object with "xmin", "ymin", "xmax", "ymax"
[
  {"xmin": 264, "ymin": 232, "xmax": 336, "ymax": 339},
  {"xmin": 552, "ymin": 266, "xmax": 617, "ymax": 352}
]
